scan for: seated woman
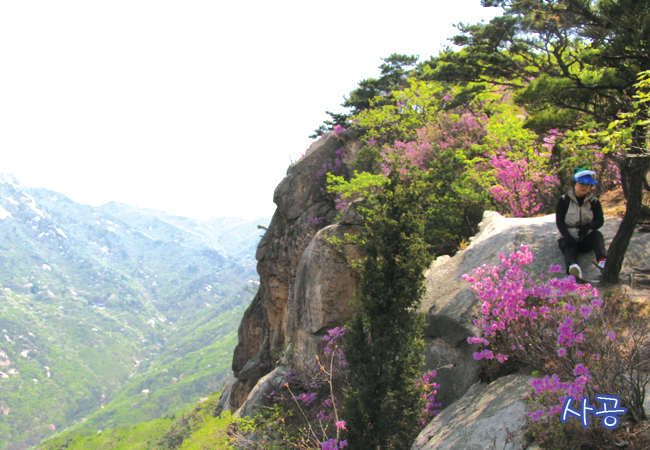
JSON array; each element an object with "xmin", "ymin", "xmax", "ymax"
[{"xmin": 556, "ymin": 169, "xmax": 607, "ymax": 279}]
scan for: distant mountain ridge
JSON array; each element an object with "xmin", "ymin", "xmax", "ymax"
[
  {"xmin": 0, "ymin": 174, "xmax": 269, "ymax": 449},
  {"xmin": 97, "ymin": 201, "xmax": 265, "ymax": 262}
]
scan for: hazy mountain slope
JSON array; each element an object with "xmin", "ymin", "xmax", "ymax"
[
  {"xmin": 98, "ymin": 202, "xmax": 265, "ymax": 262},
  {"xmin": 0, "ymin": 175, "xmax": 267, "ymax": 449}
]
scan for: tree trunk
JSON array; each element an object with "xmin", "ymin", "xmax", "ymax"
[{"xmin": 601, "ymin": 155, "xmax": 650, "ymax": 285}]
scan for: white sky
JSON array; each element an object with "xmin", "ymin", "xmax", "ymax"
[{"xmin": 1, "ymin": 1, "xmax": 500, "ymax": 220}]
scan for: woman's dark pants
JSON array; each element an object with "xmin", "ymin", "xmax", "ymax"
[{"xmin": 558, "ymin": 231, "xmax": 606, "ymax": 272}]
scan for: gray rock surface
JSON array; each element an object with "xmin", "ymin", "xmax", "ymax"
[
  {"xmin": 215, "ymin": 376, "xmax": 236, "ymax": 416},
  {"xmin": 286, "ymin": 215, "xmax": 364, "ymax": 375},
  {"xmin": 411, "ymin": 375, "xmax": 531, "ymax": 450},
  {"xmin": 235, "ymin": 365, "xmax": 289, "ymax": 419}
]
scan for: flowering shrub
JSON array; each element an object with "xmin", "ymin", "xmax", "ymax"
[
  {"xmin": 380, "ymin": 140, "xmax": 432, "ymax": 177},
  {"xmin": 251, "ymin": 327, "xmax": 349, "ymax": 449},
  {"xmin": 307, "ymin": 216, "xmax": 328, "ymax": 226},
  {"xmin": 378, "ymin": 110, "xmax": 487, "ymax": 179},
  {"xmin": 468, "ymin": 104, "xmax": 562, "ymax": 217},
  {"xmin": 418, "ymin": 370, "xmax": 442, "ymax": 425},
  {"xmin": 317, "ymin": 148, "xmax": 347, "ymax": 182},
  {"xmin": 487, "ymin": 150, "xmax": 560, "ymax": 217},
  {"xmin": 321, "ymin": 438, "xmax": 347, "ymax": 450},
  {"xmin": 250, "ymin": 323, "xmax": 441, "ymax": 449},
  {"xmin": 463, "ymin": 245, "xmax": 650, "ymax": 447}
]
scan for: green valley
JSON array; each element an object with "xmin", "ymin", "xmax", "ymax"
[{"xmin": 0, "ymin": 175, "xmax": 267, "ymax": 449}]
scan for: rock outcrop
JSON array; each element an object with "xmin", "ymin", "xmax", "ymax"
[
  {"xmin": 285, "ymin": 206, "xmax": 365, "ymax": 375},
  {"xmin": 411, "ymin": 374, "xmax": 531, "ymax": 450},
  {"xmin": 229, "ymin": 130, "xmax": 363, "ymax": 410}
]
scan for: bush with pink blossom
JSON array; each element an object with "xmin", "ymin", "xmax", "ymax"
[{"xmin": 464, "ymin": 245, "xmax": 650, "ymax": 448}]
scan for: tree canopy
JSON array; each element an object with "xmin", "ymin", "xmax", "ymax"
[
  {"xmin": 432, "ymin": 0, "xmax": 650, "ymax": 283},
  {"xmin": 310, "ymin": 54, "xmax": 419, "ymax": 138}
]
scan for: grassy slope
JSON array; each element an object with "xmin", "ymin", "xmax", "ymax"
[
  {"xmin": 74, "ymin": 305, "xmax": 244, "ymax": 432},
  {"xmin": 38, "ymin": 386, "xmax": 234, "ymax": 450}
]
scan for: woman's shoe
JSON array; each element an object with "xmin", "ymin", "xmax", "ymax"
[{"xmin": 569, "ymin": 264, "xmax": 582, "ymax": 279}]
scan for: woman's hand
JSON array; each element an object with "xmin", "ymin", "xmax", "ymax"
[{"xmin": 578, "ymin": 224, "xmax": 591, "ymax": 238}]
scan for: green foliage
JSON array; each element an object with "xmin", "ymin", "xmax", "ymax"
[
  {"xmin": 436, "ymin": 0, "xmax": 650, "ymax": 282},
  {"xmin": 155, "ymin": 393, "xmax": 232, "ymax": 450},
  {"xmin": 38, "ymin": 418, "xmax": 172, "ymax": 450},
  {"xmin": 344, "ymin": 54, "xmax": 420, "ymax": 115},
  {"xmin": 327, "ymin": 170, "xmax": 386, "ymax": 219},
  {"xmin": 354, "ymin": 78, "xmax": 447, "ymax": 146},
  {"xmin": 38, "ymin": 391, "xmax": 236, "ymax": 450},
  {"xmin": 177, "ymin": 413, "xmax": 233, "ymax": 450},
  {"xmin": 343, "ymin": 164, "xmax": 435, "ymax": 449},
  {"xmin": 342, "ymin": 79, "xmax": 488, "ymax": 255},
  {"xmin": 325, "ymin": 79, "xmax": 493, "ymax": 256},
  {"xmin": 421, "ymin": 166, "xmax": 486, "ymax": 256},
  {"xmin": 349, "ymin": 144, "xmax": 382, "ymax": 174},
  {"xmin": 310, "ymin": 54, "xmax": 419, "ymax": 138},
  {"xmin": 438, "ymin": 0, "xmax": 650, "ymax": 126},
  {"xmin": 584, "ymin": 71, "xmax": 650, "ymax": 157},
  {"xmin": 465, "ymin": 100, "xmax": 563, "ymax": 216},
  {"xmin": 417, "ymin": 110, "xmax": 489, "ymax": 252}
]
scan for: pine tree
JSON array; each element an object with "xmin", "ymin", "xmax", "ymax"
[
  {"xmin": 343, "ymin": 164, "xmax": 433, "ymax": 449},
  {"xmin": 310, "ymin": 54, "xmax": 419, "ymax": 138}
]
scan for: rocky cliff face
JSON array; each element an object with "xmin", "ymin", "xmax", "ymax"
[{"xmin": 229, "ymin": 130, "xmax": 363, "ymax": 409}]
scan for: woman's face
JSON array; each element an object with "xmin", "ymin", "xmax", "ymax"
[{"xmin": 574, "ymin": 182, "xmax": 592, "ymax": 197}]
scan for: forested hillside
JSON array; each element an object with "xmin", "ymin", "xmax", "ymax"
[{"xmin": 0, "ymin": 174, "xmax": 267, "ymax": 449}]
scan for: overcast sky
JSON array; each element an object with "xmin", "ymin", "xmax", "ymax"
[{"xmin": 1, "ymin": 1, "xmax": 500, "ymax": 220}]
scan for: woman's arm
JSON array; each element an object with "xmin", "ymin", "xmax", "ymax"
[
  {"xmin": 590, "ymin": 199, "xmax": 604, "ymax": 230},
  {"xmin": 556, "ymin": 195, "xmax": 575, "ymax": 242}
]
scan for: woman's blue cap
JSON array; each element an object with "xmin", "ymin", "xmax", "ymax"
[{"xmin": 574, "ymin": 169, "xmax": 598, "ymax": 185}]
